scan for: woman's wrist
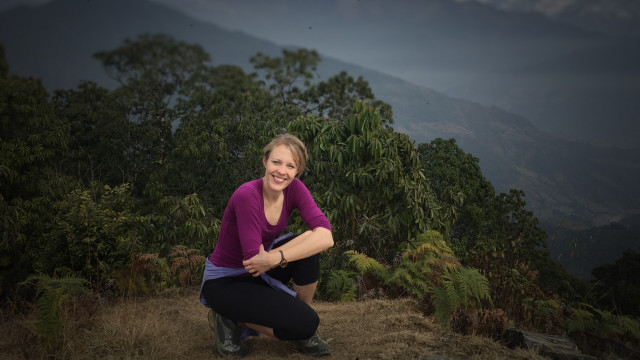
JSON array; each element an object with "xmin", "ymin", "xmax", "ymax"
[{"xmin": 269, "ymin": 250, "xmax": 280, "ymax": 268}]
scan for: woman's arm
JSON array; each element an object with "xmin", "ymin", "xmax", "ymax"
[{"xmin": 242, "ymin": 227, "xmax": 333, "ymax": 277}]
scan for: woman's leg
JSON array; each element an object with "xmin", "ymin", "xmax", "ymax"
[
  {"xmin": 267, "ymin": 239, "xmax": 330, "ymax": 356},
  {"xmin": 268, "ymin": 235, "xmax": 321, "ymax": 306},
  {"xmin": 202, "ymin": 276, "xmax": 319, "ymax": 341},
  {"xmin": 293, "ymin": 281, "xmax": 317, "ymax": 305}
]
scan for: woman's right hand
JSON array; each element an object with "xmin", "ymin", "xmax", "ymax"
[{"xmin": 243, "ymin": 244, "xmax": 278, "ymax": 277}]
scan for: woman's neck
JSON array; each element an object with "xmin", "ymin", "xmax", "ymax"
[{"xmin": 262, "ymin": 177, "xmax": 282, "ymax": 204}]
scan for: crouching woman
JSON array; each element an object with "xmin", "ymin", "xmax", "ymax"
[{"xmin": 200, "ymin": 134, "xmax": 334, "ymax": 357}]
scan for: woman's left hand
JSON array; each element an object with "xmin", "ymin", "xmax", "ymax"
[{"xmin": 243, "ymin": 244, "xmax": 277, "ymax": 277}]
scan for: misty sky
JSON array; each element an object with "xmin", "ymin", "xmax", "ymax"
[
  {"xmin": 3, "ymin": 0, "xmax": 638, "ymax": 147},
  {"xmin": 0, "ymin": 0, "xmax": 565, "ymax": 82},
  {"xmin": 3, "ymin": 0, "xmax": 630, "ymax": 90}
]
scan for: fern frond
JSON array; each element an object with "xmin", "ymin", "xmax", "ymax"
[
  {"xmin": 615, "ymin": 315, "xmax": 640, "ymax": 341},
  {"xmin": 456, "ymin": 267, "xmax": 491, "ymax": 307},
  {"xmin": 325, "ymin": 270, "xmax": 357, "ymax": 302},
  {"xmin": 403, "ymin": 230, "xmax": 455, "ymax": 262},
  {"xmin": 428, "ymin": 267, "xmax": 491, "ymax": 327},
  {"xmin": 430, "ymin": 286, "xmax": 453, "ymax": 326},
  {"xmin": 345, "ymin": 250, "xmax": 388, "ymax": 279},
  {"xmin": 567, "ymin": 308, "xmax": 596, "ymax": 334},
  {"xmin": 21, "ymin": 274, "xmax": 89, "ymax": 349},
  {"xmin": 387, "ymin": 261, "xmax": 430, "ymax": 298},
  {"xmin": 170, "ymin": 245, "xmax": 206, "ymax": 287}
]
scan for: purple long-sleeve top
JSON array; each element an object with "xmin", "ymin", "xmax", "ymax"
[{"xmin": 209, "ymin": 178, "xmax": 331, "ymax": 268}]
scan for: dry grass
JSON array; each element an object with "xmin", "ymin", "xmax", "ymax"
[{"xmin": 1, "ymin": 288, "xmax": 550, "ymax": 360}]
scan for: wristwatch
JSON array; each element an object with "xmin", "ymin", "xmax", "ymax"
[{"xmin": 278, "ymin": 250, "xmax": 288, "ymax": 268}]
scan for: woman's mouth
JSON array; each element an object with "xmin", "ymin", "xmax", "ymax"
[{"xmin": 272, "ymin": 175, "xmax": 287, "ymax": 184}]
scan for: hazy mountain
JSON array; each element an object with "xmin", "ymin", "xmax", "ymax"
[
  {"xmin": 469, "ymin": 0, "xmax": 640, "ymax": 37},
  {"xmin": 0, "ymin": 0, "xmax": 284, "ymax": 91},
  {"xmin": 1, "ymin": 0, "xmax": 639, "ymax": 235},
  {"xmin": 145, "ymin": 0, "xmax": 640, "ymax": 148}
]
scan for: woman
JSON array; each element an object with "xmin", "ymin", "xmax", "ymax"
[{"xmin": 200, "ymin": 134, "xmax": 334, "ymax": 357}]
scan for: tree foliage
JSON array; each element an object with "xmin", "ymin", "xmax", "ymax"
[
  {"xmin": 591, "ymin": 248, "xmax": 640, "ymax": 316},
  {"xmin": 291, "ymin": 100, "xmax": 451, "ymax": 261},
  {"xmin": 0, "ymin": 69, "xmax": 72, "ymax": 296},
  {"xmin": 94, "ymin": 33, "xmax": 212, "ymax": 192},
  {"xmin": 418, "ymin": 138, "xmax": 563, "ymax": 326},
  {"xmin": 41, "ymin": 184, "xmax": 141, "ymax": 287}
]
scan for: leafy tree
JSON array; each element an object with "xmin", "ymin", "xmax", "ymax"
[
  {"xmin": 0, "ymin": 65, "xmax": 73, "ymax": 296},
  {"xmin": 94, "ymin": 34, "xmax": 212, "ymax": 192},
  {"xmin": 250, "ymin": 48, "xmax": 320, "ymax": 108},
  {"xmin": 303, "ymin": 70, "xmax": 393, "ymax": 124},
  {"xmin": 290, "ymin": 100, "xmax": 449, "ymax": 262},
  {"xmin": 40, "ymin": 184, "xmax": 141, "ymax": 287},
  {"xmin": 418, "ymin": 138, "xmax": 491, "ymax": 260},
  {"xmin": 149, "ymin": 64, "xmax": 290, "ymax": 216},
  {"xmin": 417, "ymin": 138, "xmax": 560, "ymax": 321},
  {"xmin": 252, "ymin": 49, "xmax": 393, "ymax": 124},
  {"xmin": 142, "ymin": 194, "xmax": 220, "ymax": 256},
  {"xmin": 52, "ymin": 82, "xmax": 132, "ymax": 187}
]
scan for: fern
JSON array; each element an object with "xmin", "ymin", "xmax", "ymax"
[
  {"xmin": 325, "ymin": 270, "xmax": 357, "ymax": 302},
  {"xmin": 21, "ymin": 273, "xmax": 89, "ymax": 349},
  {"xmin": 431, "ymin": 286, "xmax": 454, "ymax": 326},
  {"xmin": 345, "ymin": 231, "xmax": 491, "ymax": 328},
  {"xmin": 429, "ymin": 267, "xmax": 491, "ymax": 327},
  {"xmin": 452, "ymin": 266, "xmax": 491, "ymax": 307},
  {"xmin": 169, "ymin": 245, "xmax": 205, "ymax": 287},
  {"xmin": 345, "ymin": 250, "xmax": 388, "ymax": 279},
  {"xmin": 568, "ymin": 308, "xmax": 597, "ymax": 334},
  {"xmin": 387, "ymin": 260, "xmax": 431, "ymax": 298},
  {"xmin": 568, "ymin": 304, "xmax": 640, "ymax": 345},
  {"xmin": 406, "ymin": 230, "xmax": 455, "ymax": 259},
  {"xmin": 111, "ymin": 262, "xmax": 150, "ymax": 296}
]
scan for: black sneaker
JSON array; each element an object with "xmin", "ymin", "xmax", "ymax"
[
  {"xmin": 293, "ymin": 332, "xmax": 330, "ymax": 357},
  {"xmin": 208, "ymin": 309, "xmax": 249, "ymax": 357}
]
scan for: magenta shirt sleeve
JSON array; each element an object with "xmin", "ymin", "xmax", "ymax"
[{"xmin": 288, "ymin": 179, "xmax": 332, "ymax": 232}]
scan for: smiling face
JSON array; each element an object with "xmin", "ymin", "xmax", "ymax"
[{"xmin": 262, "ymin": 144, "xmax": 299, "ymax": 194}]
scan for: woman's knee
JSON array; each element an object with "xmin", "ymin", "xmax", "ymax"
[{"xmin": 275, "ymin": 308, "xmax": 319, "ymax": 340}]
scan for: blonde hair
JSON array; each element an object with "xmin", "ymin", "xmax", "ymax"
[{"xmin": 263, "ymin": 134, "xmax": 308, "ymax": 176}]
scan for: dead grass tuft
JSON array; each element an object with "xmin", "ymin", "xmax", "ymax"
[{"xmin": 1, "ymin": 288, "xmax": 551, "ymax": 359}]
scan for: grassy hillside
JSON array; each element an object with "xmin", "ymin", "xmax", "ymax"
[{"xmin": 0, "ymin": 288, "xmax": 549, "ymax": 360}]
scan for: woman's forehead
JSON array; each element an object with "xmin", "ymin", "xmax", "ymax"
[{"xmin": 269, "ymin": 144, "xmax": 296, "ymax": 160}]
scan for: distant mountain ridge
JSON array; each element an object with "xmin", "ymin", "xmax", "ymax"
[
  {"xmin": 469, "ymin": 0, "xmax": 640, "ymax": 37},
  {"xmin": 1, "ymin": 0, "xmax": 639, "ymax": 234}
]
